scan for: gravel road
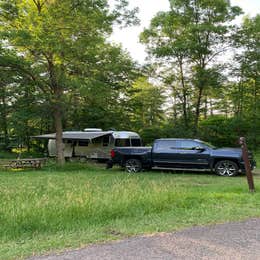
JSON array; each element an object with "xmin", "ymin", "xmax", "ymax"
[{"xmin": 29, "ymin": 218, "xmax": 260, "ymax": 260}]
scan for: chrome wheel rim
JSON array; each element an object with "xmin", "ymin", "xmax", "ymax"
[
  {"xmin": 125, "ymin": 160, "xmax": 140, "ymax": 173},
  {"xmin": 217, "ymin": 161, "xmax": 237, "ymax": 176}
]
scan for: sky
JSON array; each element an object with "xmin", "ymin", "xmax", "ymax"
[{"xmin": 110, "ymin": 0, "xmax": 260, "ymax": 63}]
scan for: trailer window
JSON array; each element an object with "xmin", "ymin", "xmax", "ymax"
[
  {"xmin": 92, "ymin": 137, "xmax": 102, "ymax": 144},
  {"xmin": 78, "ymin": 140, "xmax": 89, "ymax": 146},
  {"xmin": 131, "ymin": 139, "xmax": 141, "ymax": 147},
  {"xmin": 103, "ymin": 135, "xmax": 110, "ymax": 146},
  {"xmin": 115, "ymin": 139, "xmax": 130, "ymax": 147}
]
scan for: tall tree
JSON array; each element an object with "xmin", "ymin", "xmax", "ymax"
[
  {"xmin": 232, "ymin": 15, "xmax": 260, "ymax": 148},
  {"xmin": 141, "ymin": 0, "xmax": 242, "ymax": 135},
  {"xmin": 65, "ymin": 45, "xmax": 138, "ymax": 131},
  {"xmin": 0, "ymin": 70, "xmax": 11, "ymax": 149},
  {"xmin": 0, "ymin": 47, "xmax": 21, "ymax": 149},
  {"xmin": 0, "ymin": 0, "xmax": 138, "ymax": 164},
  {"xmin": 126, "ymin": 77, "xmax": 166, "ymax": 131}
]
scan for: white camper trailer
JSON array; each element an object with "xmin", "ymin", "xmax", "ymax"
[{"xmin": 34, "ymin": 130, "xmax": 142, "ymax": 160}]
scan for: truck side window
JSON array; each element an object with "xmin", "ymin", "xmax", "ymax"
[
  {"xmin": 154, "ymin": 140, "xmax": 181, "ymax": 150},
  {"xmin": 181, "ymin": 140, "xmax": 198, "ymax": 150}
]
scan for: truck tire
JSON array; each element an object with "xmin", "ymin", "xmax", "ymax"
[
  {"xmin": 125, "ymin": 159, "xmax": 142, "ymax": 173},
  {"xmin": 214, "ymin": 160, "xmax": 239, "ymax": 177}
]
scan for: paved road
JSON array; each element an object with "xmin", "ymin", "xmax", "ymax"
[{"xmin": 29, "ymin": 218, "xmax": 260, "ymax": 260}]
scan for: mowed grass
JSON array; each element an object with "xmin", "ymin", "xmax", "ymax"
[{"xmin": 0, "ymin": 162, "xmax": 260, "ymax": 260}]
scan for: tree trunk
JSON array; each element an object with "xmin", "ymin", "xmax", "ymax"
[
  {"xmin": 54, "ymin": 105, "xmax": 65, "ymax": 165},
  {"xmin": 252, "ymin": 79, "xmax": 258, "ymax": 150},
  {"xmin": 46, "ymin": 53, "xmax": 65, "ymax": 165},
  {"xmin": 178, "ymin": 58, "xmax": 188, "ymax": 127},
  {"xmin": 1, "ymin": 89, "xmax": 9, "ymax": 150},
  {"xmin": 210, "ymin": 99, "xmax": 214, "ymax": 116},
  {"xmin": 172, "ymin": 93, "xmax": 177, "ymax": 121},
  {"xmin": 194, "ymin": 87, "xmax": 203, "ymax": 136},
  {"xmin": 237, "ymin": 81, "xmax": 243, "ymax": 117},
  {"xmin": 204, "ymin": 97, "xmax": 208, "ymax": 119}
]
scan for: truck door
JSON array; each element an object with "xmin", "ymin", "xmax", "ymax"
[
  {"xmin": 152, "ymin": 140, "xmax": 182, "ymax": 167},
  {"xmin": 175, "ymin": 140, "xmax": 210, "ymax": 168}
]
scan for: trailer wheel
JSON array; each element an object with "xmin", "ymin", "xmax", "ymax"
[{"xmin": 125, "ymin": 159, "xmax": 142, "ymax": 173}]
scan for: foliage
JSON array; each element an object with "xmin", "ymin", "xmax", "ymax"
[
  {"xmin": 139, "ymin": 126, "xmax": 166, "ymax": 145},
  {"xmin": 140, "ymin": 0, "xmax": 242, "ymax": 134},
  {"xmin": 230, "ymin": 15, "xmax": 260, "ymax": 149},
  {"xmin": 0, "ymin": 0, "xmax": 259, "ymax": 155},
  {"xmin": 126, "ymin": 77, "xmax": 166, "ymax": 131},
  {"xmin": 0, "ymin": 0, "xmax": 139, "ymax": 164},
  {"xmin": 198, "ymin": 116, "xmax": 246, "ymax": 146}
]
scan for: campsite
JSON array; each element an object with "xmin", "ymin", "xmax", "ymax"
[{"xmin": 0, "ymin": 0, "xmax": 259, "ymax": 259}]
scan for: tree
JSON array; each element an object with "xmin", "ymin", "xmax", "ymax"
[
  {"xmin": 231, "ymin": 15, "xmax": 260, "ymax": 148},
  {"xmin": 0, "ymin": 70, "xmax": 11, "ymax": 149},
  {"xmin": 126, "ymin": 77, "xmax": 166, "ymax": 131},
  {"xmin": 0, "ymin": 47, "xmax": 21, "ymax": 150},
  {"xmin": 65, "ymin": 45, "xmax": 139, "ymax": 131},
  {"xmin": 0, "ymin": 45, "xmax": 52, "ymax": 150},
  {"xmin": 141, "ymin": 0, "xmax": 242, "ymax": 135},
  {"xmin": 0, "ymin": 0, "xmax": 138, "ymax": 164}
]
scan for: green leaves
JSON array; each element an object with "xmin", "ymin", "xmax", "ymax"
[
  {"xmin": 125, "ymin": 77, "xmax": 166, "ymax": 131},
  {"xmin": 0, "ymin": 0, "xmax": 139, "ymax": 157},
  {"xmin": 141, "ymin": 0, "xmax": 242, "ymax": 134}
]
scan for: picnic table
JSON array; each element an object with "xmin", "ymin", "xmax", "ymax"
[{"xmin": 4, "ymin": 158, "xmax": 47, "ymax": 169}]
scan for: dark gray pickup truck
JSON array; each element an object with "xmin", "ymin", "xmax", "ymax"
[{"xmin": 109, "ymin": 138, "xmax": 256, "ymax": 177}]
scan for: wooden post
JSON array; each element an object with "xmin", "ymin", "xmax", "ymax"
[{"xmin": 239, "ymin": 137, "xmax": 255, "ymax": 193}]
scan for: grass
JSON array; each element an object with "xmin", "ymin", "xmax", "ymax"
[{"xmin": 0, "ymin": 156, "xmax": 260, "ymax": 260}]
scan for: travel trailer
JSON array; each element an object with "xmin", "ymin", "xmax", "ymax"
[{"xmin": 34, "ymin": 129, "xmax": 142, "ymax": 160}]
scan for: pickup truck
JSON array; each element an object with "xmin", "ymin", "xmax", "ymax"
[{"xmin": 109, "ymin": 138, "xmax": 256, "ymax": 177}]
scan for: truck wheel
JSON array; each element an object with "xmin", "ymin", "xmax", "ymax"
[
  {"xmin": 125, "ymin": 159, "xmax": 142, "ymax": 173},
  {"xmin": 214, "ymin": 160, "xmax": 239, "ymax": 177}
]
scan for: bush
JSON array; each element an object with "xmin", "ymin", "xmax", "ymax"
[{"xmin": 198, "ymin": 115, "xmax": 259, "ymax": 148}]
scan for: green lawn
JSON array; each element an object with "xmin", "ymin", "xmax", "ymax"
[{"xmin": 0, "ymin": 161, "xmax": 260, "ymax": 260}]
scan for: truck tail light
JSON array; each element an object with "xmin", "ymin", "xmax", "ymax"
[{"xmin": 110, "ymin": 149, "xmax": 115, "ymax": 158}]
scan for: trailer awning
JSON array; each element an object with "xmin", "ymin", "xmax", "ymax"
[{"xmin": 33, "ymin": 131, "xmax": 113, "ymax": 140}]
